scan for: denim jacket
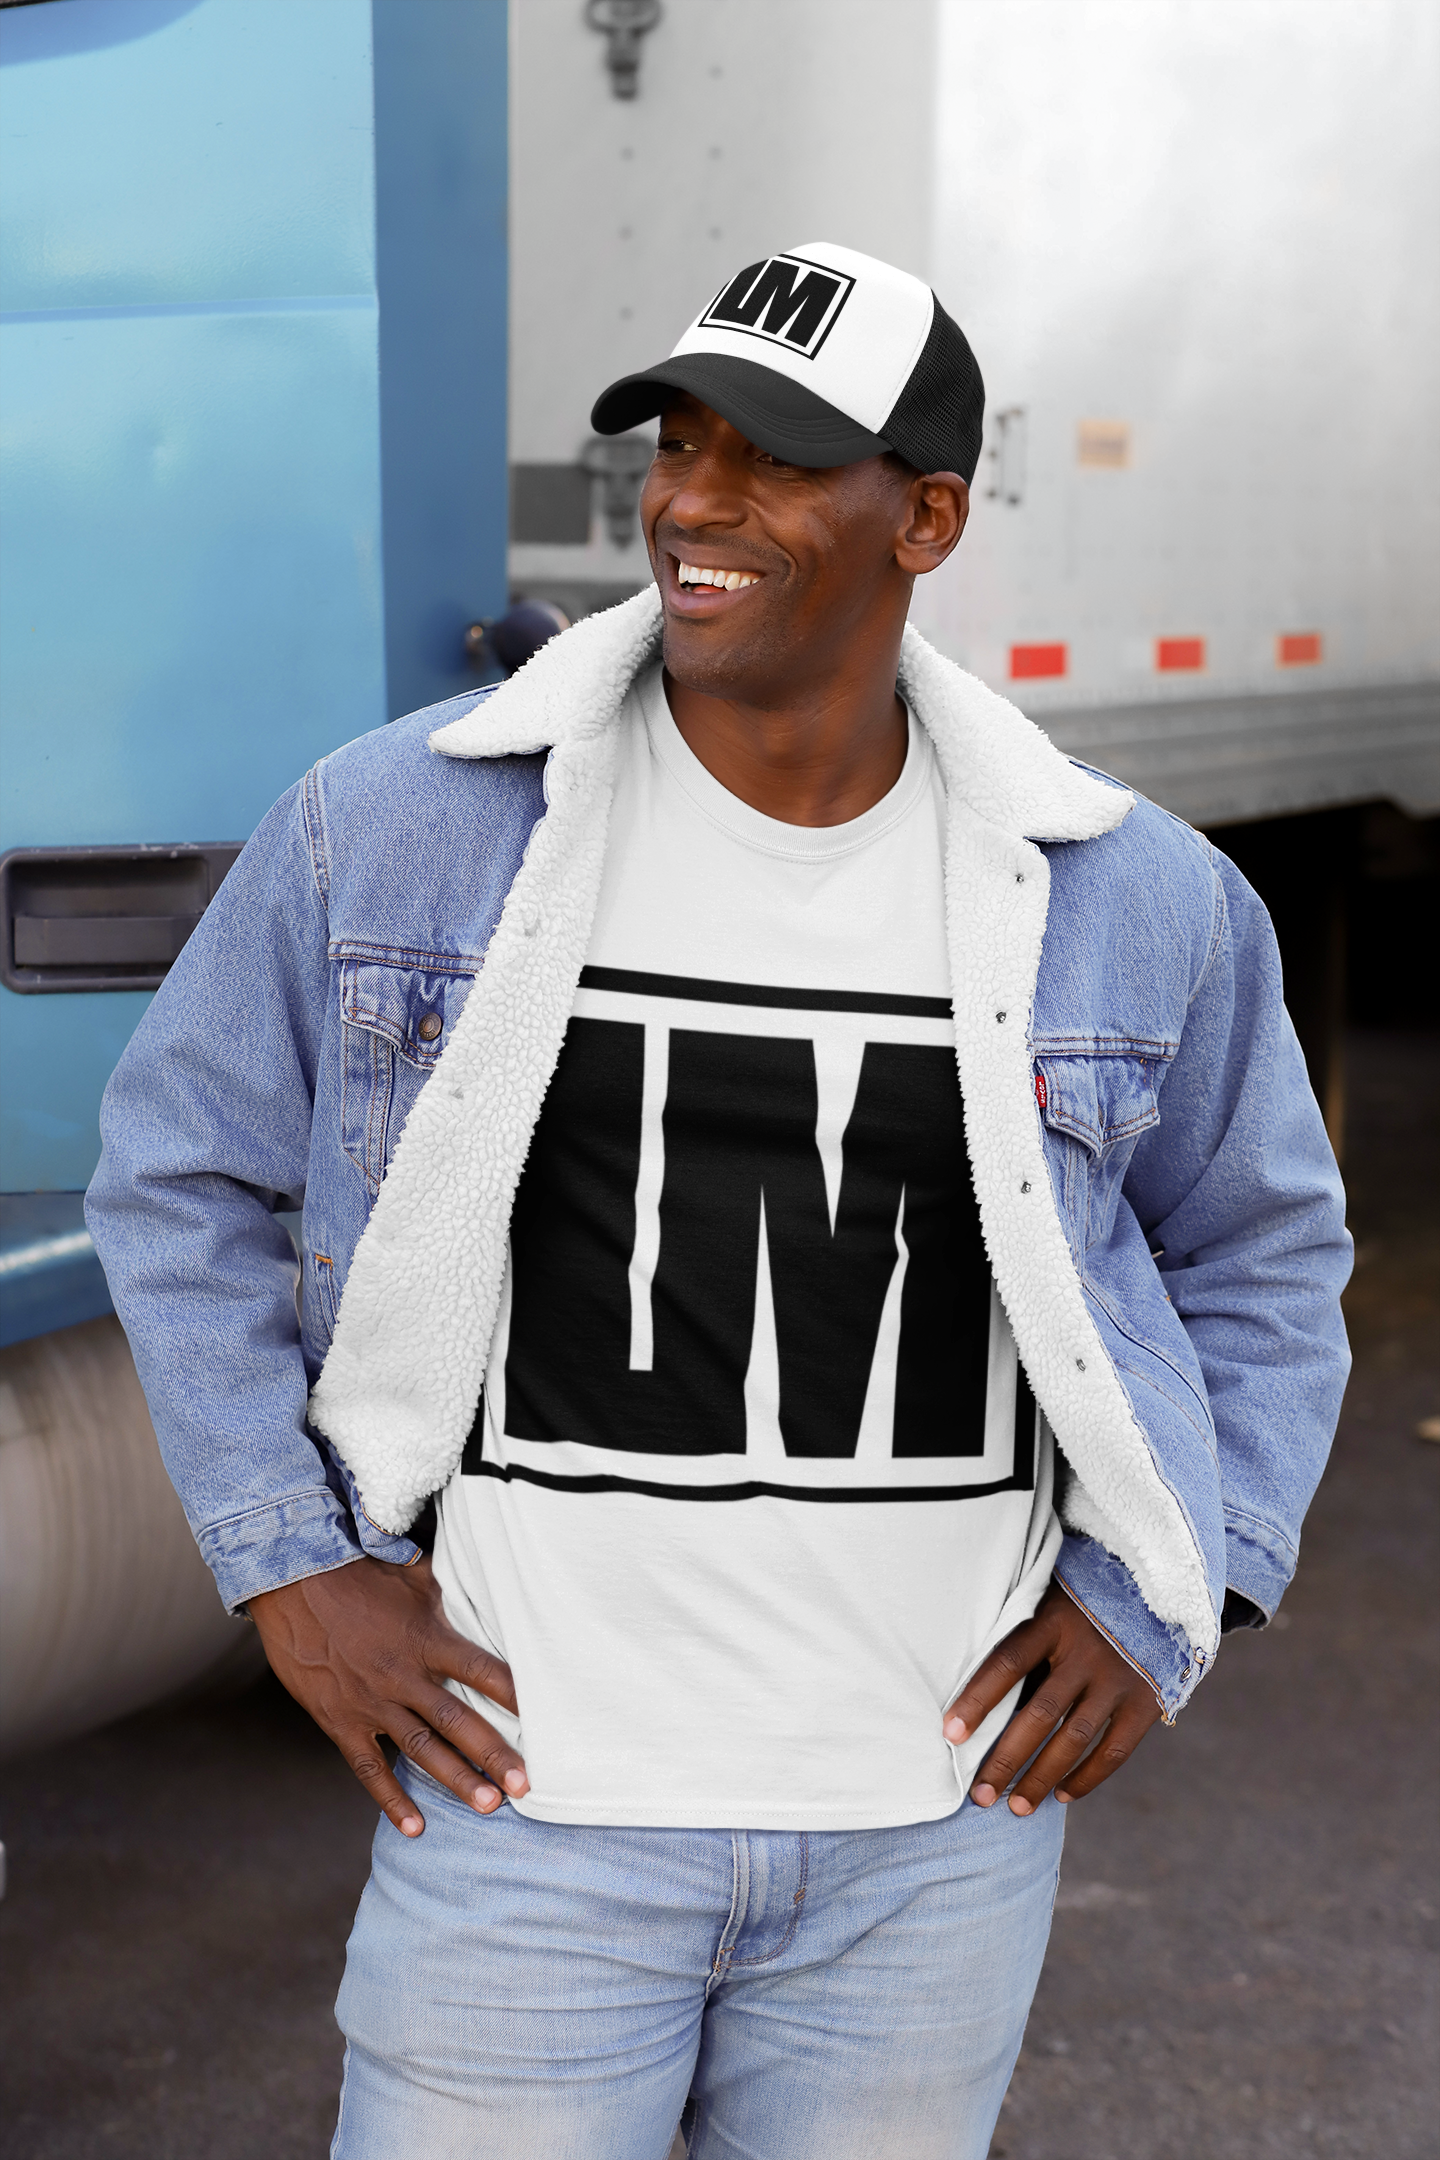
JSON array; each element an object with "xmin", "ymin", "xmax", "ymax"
[{"xmin": 87, "ymin": 593, "xmax": 1351, "ymax": 1718}]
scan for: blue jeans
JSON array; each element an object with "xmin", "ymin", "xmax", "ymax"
[{"xmin": 332, "ymin": 1759, "xmax": 1064, "ymax": 2159}]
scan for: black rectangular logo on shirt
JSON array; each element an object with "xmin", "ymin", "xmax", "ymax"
[{"xmin": 461, "ymin": 971, "xmax": 1036, "ymax": 1500}]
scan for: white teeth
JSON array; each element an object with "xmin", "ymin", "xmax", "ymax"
[{"xmin": 676, "ymin": 562, "xmax": 758, "ymax": 588}]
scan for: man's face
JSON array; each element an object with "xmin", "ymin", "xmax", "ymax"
[{"xmin": 640, "ymin": 395, "xmax": 949, "ymax": 703}]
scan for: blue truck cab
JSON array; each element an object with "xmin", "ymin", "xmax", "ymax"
[{"xmin": 1, "ymin": 0, "xmax": 509, "ymax": 1340}]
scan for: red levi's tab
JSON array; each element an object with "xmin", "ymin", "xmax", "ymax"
[{"xmin": 1035, "ymin": 1070, "xmax": 1048, "ymax": 1111}]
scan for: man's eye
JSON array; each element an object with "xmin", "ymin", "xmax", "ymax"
[{"xmin": 658, "ymin": 436, "xmax": 699, "ymax": 453}]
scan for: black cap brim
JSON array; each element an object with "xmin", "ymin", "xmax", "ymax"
[{"xmin": 590, "ymin": 354, "xmax": 891, "ymax": 469}]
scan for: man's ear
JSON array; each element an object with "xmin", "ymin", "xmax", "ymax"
[{"xmin": 895, "ymin": 473, "xmax": 969, "ymax": 575}]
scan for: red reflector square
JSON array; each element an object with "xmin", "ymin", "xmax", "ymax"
[
  {"xmin": 1278, "ymin": 631, "xmax": 1322, "ymax": 666},
  {"xmin": 1156, "ymin": 637, "xmax": 1205, "ymax": 672},
  {"xmin": 1010, "ymin": 642, "xmax": 1067, "ymax": 680}
]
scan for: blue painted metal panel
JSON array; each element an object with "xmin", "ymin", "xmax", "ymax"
[
  {"xmin": 0, "ymin": 0, "xmax": 377, "ymax": 310},
  {"xmin": 0, "ymin": 1193, "xmax": 111, "ymax": 1349},
  {"xmin": 1, "ymin": 303, "xmax": 385, "ymax": 850},
  {"xmin": 0, "ymin": 0, "xmax": 388, "ymax": 1207},
  {"xmin": 373, "ymin": 0, "xmax": 509, "ymax": 718},
  {"xmin": 0, "ymin": 991, "xmax": 151, "ymax": 1200},
  {"xmin": 0, "ymin": 0, "xmax": 509, "ymax": 1253}
]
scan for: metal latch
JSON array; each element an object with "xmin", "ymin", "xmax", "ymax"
[{"xmin": 0, "ymin": 844, "xmax": 243, "ymax": 994}]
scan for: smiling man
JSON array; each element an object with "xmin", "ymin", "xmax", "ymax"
[{"xmin": 87, "ymin": 243, "xmax": 1351, "ymax": 2157}]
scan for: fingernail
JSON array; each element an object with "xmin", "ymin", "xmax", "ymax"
[
  {"xmin": 943, "ymin": 1717, "xmax": 968, "ymax": 1742},
  {"xmin": 400, "ymin": 1814, "xmax": 423, "ymax": 1837},
  {"xmin": 475, "ymin": 1788, "xmax": 500, "ymax": 1813},
  {"xmin": 971, "ymin": 1782, "xmax": 996, "ymax": 1808},
  {"xmin": 1009, "ymin": 1794, "xmax": 1034, "ymax": 1816},
  {"xmin": 1056, "ymin": 1789, "xmax": 1073, "ymax": 1805},
  {"xmin": 504, "ymin": 1768, "xmax": 529, "ymax": 1796}
]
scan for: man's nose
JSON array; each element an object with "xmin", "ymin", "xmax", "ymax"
[{"xmin": 665, "ymin": 451, "xmax": 748, "ymax": 531}]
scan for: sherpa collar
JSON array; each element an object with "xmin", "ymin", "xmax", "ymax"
[{"xmin": 428, "ymin": 585, "xmax": 1131, "ymax": 848}]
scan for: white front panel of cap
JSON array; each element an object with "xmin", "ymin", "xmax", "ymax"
[{"xmin": 669, "ymin": 240, "xmax": 934, "ymax": 435}]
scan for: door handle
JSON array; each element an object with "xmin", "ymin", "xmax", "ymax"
[
  {"xmin": 13, "ymin": 913, "xmax": 204, "ymax": 969},
  {"xmin": 1, "ymin": 845, "xmax": 242, "ymax": 993}
]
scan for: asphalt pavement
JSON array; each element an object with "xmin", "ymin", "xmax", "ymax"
[{"xmin": 1, "ymin": 1025, "xmax": 1435, "ymax": 2160}]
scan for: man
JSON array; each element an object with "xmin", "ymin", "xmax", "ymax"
[{"xmin": 87, "ymin": 242, "xmax": 1350, "ymax": 2156}]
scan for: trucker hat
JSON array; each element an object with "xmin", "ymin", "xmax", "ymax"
[{"xmin": 591, "ymin": 240, "xmax": 985, "ymax": 481}]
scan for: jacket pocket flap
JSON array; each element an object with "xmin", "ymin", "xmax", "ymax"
[
  {"xmin": 340, "ymin": 959, "xmax": 471, "ymax": 1069},
  {"xmin": 1036, "ymin": 1053, "xmax": 1161, "ymax": 1156}
]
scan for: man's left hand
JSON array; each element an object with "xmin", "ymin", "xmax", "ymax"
[{"xmin": 942, "ymin": 1583, "xmax": 1163, "ymax": 1813}]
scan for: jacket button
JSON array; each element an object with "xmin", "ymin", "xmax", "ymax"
[{"xmin": 418, "ymin": 1011, "xmax": 444, "ymax": 1042}]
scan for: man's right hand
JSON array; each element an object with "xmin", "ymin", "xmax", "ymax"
[{"xmin": 248, "ymin": 1555, "xmax": 528, "ymax": 1837}]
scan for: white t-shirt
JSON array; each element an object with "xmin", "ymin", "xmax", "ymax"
[{"xmin": 434, "ymin": 663, "xmax": 1059, "ymax": 1829}]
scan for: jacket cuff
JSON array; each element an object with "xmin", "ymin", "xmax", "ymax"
[
  {"xmin": 1053, "ymin": 1532, "xmax": 1211, "ymax": 1720},
  {"xmin": 1221, "ymin": 1509, "xmax": 1296, "ymax": 1623},
  {"xmin": 313, "ymin": 1428, "xmax": 432, "ymax": 1566},
  {"xmin": 195, "ymin": 1487, "xmax": 421, "ymax": 1613}
]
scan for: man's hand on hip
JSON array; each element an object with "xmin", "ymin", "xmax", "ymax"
[
  {"xmin": 942, "ymin": 1582, "xmax": 1162, "ymax": 1813},
  {"xmin": 249, "ymin": 1556, "xmax": 528, "ymax": 1837}
]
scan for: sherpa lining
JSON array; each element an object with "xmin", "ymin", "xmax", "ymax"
[{"xmin": 306, "ymin": 588, "xmax": 1218, "ymax": 1661}]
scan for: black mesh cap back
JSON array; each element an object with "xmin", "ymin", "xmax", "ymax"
[{"xmin": 881, "ymin": 300, "xmax": 985, "ymax": 481}]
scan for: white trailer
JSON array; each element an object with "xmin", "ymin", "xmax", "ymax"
[{"xmin": 508, "ymin": 0, "xmax": 1439, "ymax": 830}]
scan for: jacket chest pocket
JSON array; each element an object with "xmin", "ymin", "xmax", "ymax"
[
  {"xmin": 339, "ymin": 958, "xmax": 474, "ymax": 1192},
  {"xmin": 1035, "ymin": 1052, "xmax": 1164, "ymax": 1252}
]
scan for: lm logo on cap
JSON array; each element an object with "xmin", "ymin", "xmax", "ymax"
[{"xmin": 699, "ymin": 253, "xmax": 855, "ymax": 360}]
